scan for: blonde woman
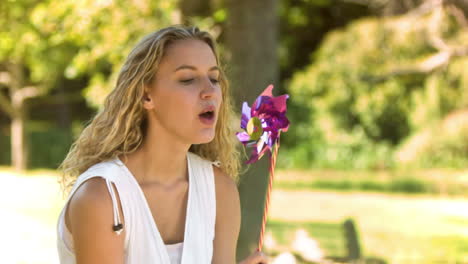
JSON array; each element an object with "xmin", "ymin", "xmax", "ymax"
[{"xmin": 56, "ymin": 25, "xmax": 269, "ymax": 264}]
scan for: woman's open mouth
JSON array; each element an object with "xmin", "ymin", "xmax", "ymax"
[
  {"xmin": 199, "ymin": 110, "xmax": 215, "ymax": 125},
  {"xmin": 198, "ymin": 106, "xmax": 216, "ymax": 125}
]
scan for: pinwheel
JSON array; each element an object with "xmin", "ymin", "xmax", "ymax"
[{"xmin": 236, "ymin": 84, "xmax": 289, "ymax": 252}]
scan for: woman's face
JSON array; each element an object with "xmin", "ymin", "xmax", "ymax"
[{"xmin": 144, "ymin": 39, "xmax": 222, "ymax": 145}]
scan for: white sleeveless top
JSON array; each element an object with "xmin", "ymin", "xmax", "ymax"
[{"xmin": 56, "ymin": 152, "xmax": 217, "ymax": 264}]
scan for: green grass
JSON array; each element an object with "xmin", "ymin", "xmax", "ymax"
[
  {"xmin": 275, "ymin": 177, "xmax": 433, "ymax": 194},
  {"xmin": 2, "ymin": 167, "xmax": 468, "ymax": 263},
  {"xmin": 267, "ymin": 189, "xmax": 468, "ymax": 263},
  {"xmin": 273, "ymin": 169, "xmax": 468, "ymax": 196},
  {"xmin": 266, "ymin": 220, "xmax": 346, "ymax": 257},
  {"xmin": 266, "ymin": 219, "xmax": 468, "ymax": 263}
]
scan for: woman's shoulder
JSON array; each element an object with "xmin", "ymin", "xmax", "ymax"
[
  {"xmin": 66, "ymin": 176, "xmax": 126, "ymax": 259},
  {"xmin": 70, "ymin": 158, "xmax": 124, "ymax": 219},
  {"xmin": 66, "ymin": 158, "xmax": 127, "ymax": 250},
  {"xmin": 79, "ymin": 157, "xmax": 122, "ymax": 181},
  {"xmin": 188, "ymin": 151, "xmax": 221, "ymax": 168},
  {"xmin": 187, "ymin": 151, "xmax": 233, "ymax": 188},
  {"xmin": 212, "ymin": 164, "xmax": 238, "ymax": 200}
]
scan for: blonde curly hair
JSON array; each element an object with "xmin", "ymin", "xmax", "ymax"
[{"xmin": 58, "ymin": 25, "xmax": 241, "ymax": 196}]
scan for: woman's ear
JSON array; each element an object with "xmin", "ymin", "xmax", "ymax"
[{"xmin": 142, "ymin": 91, "xmax": 155, "ymax": 110}]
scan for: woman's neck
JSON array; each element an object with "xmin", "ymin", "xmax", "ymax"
[{"xmin": 120, "ymin": 123, "xmax": 191, "ymax": 186}]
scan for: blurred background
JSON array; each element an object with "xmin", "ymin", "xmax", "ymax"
[{"xmin": 0, "ymin": 0, "xmax": 467, "ymax": 263}]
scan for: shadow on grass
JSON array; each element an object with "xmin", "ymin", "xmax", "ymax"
[
  {"xmin": 266, "ymin": 219, "xmax": 389, "ymax": 263},
  {"xmin": 274, "ymin": 177, "xmax": 436, "ymax": 194},
  {"xmin": 266, "ymin": 219, "xmax": 346, "ymax": 257}
]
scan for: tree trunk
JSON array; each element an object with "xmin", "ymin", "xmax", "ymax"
[
  {"xmin": 11, "ymin": 104, "xmax": 28, "ymax": 171},
  {"xmin": 179, "ymin": 0, "xmax": 212, "ymax": 23},
  {"xmin": 57, "ymin": 78, "xmax": 72, "ymax": 130},
  {"xmin": 8, "ymin": 63, "xmax": 28, "ymax": 171},
  {"xmin": 225, "ymin": 0, "xmax": 279, "ymax": 260}
]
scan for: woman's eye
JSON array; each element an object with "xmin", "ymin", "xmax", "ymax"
[
  {"xmin": 210, "ymin": 79, "xmax": 219, "ymax": 84},
  {"xmin": 180, "ymin": 79, "xmax": 194, "ymax": 84}
]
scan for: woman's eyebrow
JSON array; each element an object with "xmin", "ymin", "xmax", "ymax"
[{"xmin": 174, "ymin": 64, "xmax": 219, "ymax": 72}]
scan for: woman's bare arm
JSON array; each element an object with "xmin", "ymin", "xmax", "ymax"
[
  {"xmin": 212, "ymin": 166, "xmax": 241, "ymax": 264},
  {"xmin": 67, "ymin": 177, "xmax": 125, "ymax": 264}
]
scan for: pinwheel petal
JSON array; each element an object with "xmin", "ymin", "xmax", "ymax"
[
  {"xmin": 236, "ymin": 132, "xmax": 250, "ymax": 144},
  {"xmin": 260, "ymin": 84, "xmax": 274, "ymax": 97},
  {"xmin": 237, "ymin": 84, "xmax": 289, "ymax": 164},
  {"xmin": 241, "ymin": 102, "xmax": 251, "ymax": 129}
]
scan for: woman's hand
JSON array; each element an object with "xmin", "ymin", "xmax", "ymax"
[{"xmin": 239, "ymin": 250, "xmax": 269, "ymax": 264}]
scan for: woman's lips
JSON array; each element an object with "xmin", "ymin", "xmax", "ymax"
[
  {"xmin": 199, "ymin": 104, "xmax": 216, "ymax": 126},
  {"xmin": 199, "ymin": 111, "xmax": 215, "ymax": 125}
]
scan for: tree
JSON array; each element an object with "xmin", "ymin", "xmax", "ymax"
[
  {"xmin": 288, "ymin": 0, "xmax": 467, "ymax": 169},
  {"xmin": 0, "ymin": 0, "xmax": 178, "ymax": 170},
  {"xmin": 179, "ymin": 0, "xmax": 212, "ymax": 20},
  {"xmin": 224, "ymin": 0, "xmax": 279, "ymax": 260},
  {"xmin": 0, "ymin": 0, "xmax": 75, "ymax": 170}
]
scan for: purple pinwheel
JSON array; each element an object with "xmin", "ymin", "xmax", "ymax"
[{"xmin": 236, "ymin": 84, "xmax": 289, "ymax": 164}]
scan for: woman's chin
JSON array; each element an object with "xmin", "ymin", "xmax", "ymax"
[{"xmin": 193, "ymin": 133, "xmax": 215, "ymax": 144}]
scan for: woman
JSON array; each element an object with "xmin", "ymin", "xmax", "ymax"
[{"xmin": 56, "ymin": 25, "xmax": 269, "ymax": 264}]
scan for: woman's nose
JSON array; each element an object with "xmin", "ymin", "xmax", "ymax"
[{"xmin": 201, "ymin": 76, "xmax": 216, "ymax": 99}]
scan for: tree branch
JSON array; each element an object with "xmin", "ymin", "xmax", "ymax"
[
  {"xmin": 27, "ymin": 91, "xmax": 84, "ymax": 106},
  {"xmin": 0, "ymin": 91, "xmax": 14, "ymax": 118},
  {"xmin": 367, "ymin": 0, "xmax": 468, "ymax": 82},
  {"xmin": 408, "ymin": 0, "xmax": 443, "ymax": 17},
  {"xmin": 19, "ymin": 86, "xmax": 45, "ymax": 99},
  {"xmin": 365, "ymin": 48, "xmax": 468, "ymax": 83},
  {"xmin": 0, "ymin": 71, "xmax": 12, "ymax": 86},
  {"xmin": 11, "ymin": 85, "xmax": 46, "ymax": 103},
  {"xmin": 447, "ymin": 3, "xmax": 468, "ymax": 27}
]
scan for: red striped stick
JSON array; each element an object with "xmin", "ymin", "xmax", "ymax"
[{"xmin": 256, "ymin": 138, "xmax": 280, "ymax": 252}]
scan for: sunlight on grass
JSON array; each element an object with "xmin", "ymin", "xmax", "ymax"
[
  {"xmin": 2, "ymin": 167, "xmax": 468, "ymax": 263},
  {"xmin": 274, "ymin": 169, "xmax": 468, "ymax": 196},
  {"xmin": 0, "ymin": 168, "xmax": 65, "ymax": 264},
  {"xmin": 269, "ymin": 189, "xmax": 468, "ymax": 263},
  {"xmin": 266, "ymin": 220, "xmax": 346, "ymax": 257}
]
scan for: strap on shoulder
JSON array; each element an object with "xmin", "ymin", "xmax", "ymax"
[
  {"xmin": 105, "ymin": 179, "xmax": 124, "ymax": 235},
  {"xmin": 212, "ymin": 160, "xmax": 221, "ymax": 168}
]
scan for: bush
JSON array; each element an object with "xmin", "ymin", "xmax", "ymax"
[
  {"xmin": 285, "ymin": 9, "xmax": 467, "ymax": 169},
  {"xmin": 396, "ymin": 110, "xmax": 468, "ymax": 168},
  {"xmin": 29, "ymin": 125, "xmax": 73, "ymax": 169},
  {"xmin": 0, "ymin": 123, "xmax": 73, "ymax": 169}
]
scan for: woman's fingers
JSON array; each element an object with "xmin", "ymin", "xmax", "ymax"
[
  {"xmin": 239, "ymin": 250, "xmax": 269, "ymax": 264},
  {"xmin": 254, "ymin": 251, "xmax": 269, "ymax": 264}
]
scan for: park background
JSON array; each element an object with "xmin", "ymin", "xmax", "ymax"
[{"xmin": 0, "ymin": 0, "xmax": 467, "ymax": 263}]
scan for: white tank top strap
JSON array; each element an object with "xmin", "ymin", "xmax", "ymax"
[
  {"xmin": 67, "ymin": 163, "xmax": 125, "ymax": 236},
  {"xmin": 57, "ymin": 153, "xmax": 216, "ymax": 263},
  {"xmin": 105, "ymin": 178, "xmax": 124, "ymax": 235},
  {"xmin": 211, "ymin": 159, "xmax": 221, "ymax": 168}
]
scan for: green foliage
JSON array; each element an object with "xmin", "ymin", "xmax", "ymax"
[
  {"xmin": 279, "ymin": 127, "xmax": 395, "ymax": 170},
  {"xmin": 29, "ymin": 125, "xmax": 73, "ymax": 169},
  {"xmin": 287, "ymin": 9, "xmax": 467, "ymax": 169},
  {"xmin": 0, "ymin": 124, "xmax": 72, "ymax": 169},
  {"xmin": 36, "ymin": 0, "xmax": 179, "ymax": 108},
  {"xmin": 396, "ymin": 110, "xmax": 468, "ymax": 168},
  {"xmin": 0, "ymin": 133, "xmax": 11, "ymax": 165},
  {"xmin": 0, "ymin": 0, "xmax": 179, "ymax": 108},
  {"xmin": 275, "ymin": 176, "xmax": 433, "ymax": 194},
  {"xmin": 277, "ymin": 0, "xmax": 370, "ymax": 82},
  {"xmin": 0, "ymin": 0, "xmax": 77, "ymax": 92}
]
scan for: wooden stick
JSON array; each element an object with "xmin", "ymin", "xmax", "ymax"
[{"xmin": 257, "ymin": 139, "xmax": 280, "ymax": 252}]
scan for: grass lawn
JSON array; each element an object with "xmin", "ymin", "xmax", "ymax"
[
  {"xmin": 274, "ymin": 169, "xmax": 468, "ymax": 196},
  {"xmin": 267, "ymin": 190, "xmax": 468, "ymax": 263},
  {"xmin": 1, "ymin": 167, "xmax": 468, "ymax": 263}
]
